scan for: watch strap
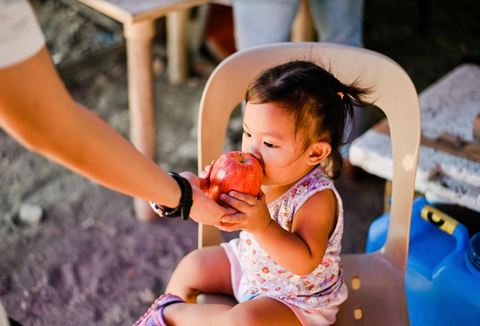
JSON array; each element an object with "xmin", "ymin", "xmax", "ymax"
[
  {"xmin": 149, "ymin": 172, "xmax": 193, "ymax": 220},
  {"xmin": 169, "ymin": 172, "xmax": 193, "ymax": 220}
]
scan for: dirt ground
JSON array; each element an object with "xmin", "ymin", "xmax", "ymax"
[{"xmin": 1, "ymin": 0, "xmax": 479, "ymax": 325}]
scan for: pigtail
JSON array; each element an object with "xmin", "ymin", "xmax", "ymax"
[
  {"xmin": 317, "ymin": 76, "xmax": 371, "ymax": 179},
  {"xmin": 326, "ymin": 80, "xmax": 371, "ymax": 179}
]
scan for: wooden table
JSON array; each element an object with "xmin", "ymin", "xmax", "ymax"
[
  {"xmin": 350, "ymin": 64, "xmax": 480, "ymax": 213},
  {"xmin": 75, "ymin": 0, "xmax": 213, "ymax": 221}
]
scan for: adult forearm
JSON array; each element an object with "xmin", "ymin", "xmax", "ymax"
[
  {"xmin": 40, "ymin": 103, "xmax": 181, "ymax": 208},
  {"xmin": 0, "ymin": 46, "xmax": 233, "ymax": 225},
  {"xmin": 0, "ymin": 47, "xmax": 180, "ymax": 208}
]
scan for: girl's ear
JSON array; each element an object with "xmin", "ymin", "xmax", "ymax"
[{"xmin": 307, "ymin": 141, "xmax": 332, "ymax": 165}]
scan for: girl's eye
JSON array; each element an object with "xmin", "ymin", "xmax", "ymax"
[
  {"xmin": 243, "ymin": 131, "xmax": 251, "ymax": 137},
  {"xmin": 264, "ymin": 142, "xmax": 274, "ymax": 148}
]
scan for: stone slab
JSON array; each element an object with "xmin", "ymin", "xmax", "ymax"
[{"xmin": 350, "ymin": 64, "xmax": 480, "ymax": 212}]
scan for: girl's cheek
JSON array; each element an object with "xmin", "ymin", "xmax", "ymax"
[{"xmin": 263, "ymin": 150, "xmax": 289, "ymax": 167}]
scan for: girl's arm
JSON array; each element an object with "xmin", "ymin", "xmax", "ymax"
[
  {"xmin": 220, "ymin": 189, "xmax": 337, "ymax": 275},
  {"xmin": 0, "ymin": 47, "xmax": 232, "ymax": 225}
]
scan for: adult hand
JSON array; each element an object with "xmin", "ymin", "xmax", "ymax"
[
  {"xmin": 217, "ymin": 190, "xmax": 271, "ymax": 234},
  {"xmin": 180, "ymin": 171, "xmax": 208, "ymax": 192},
  {"xmin": 190, "ymin": 186, "xmax": 236, "ymax": 225},
  {"xmin": 180, "ymin": 171, "xmax": 236, "ymax": 226},
  {"xmin": 199, "ymin": 160, "xmax": 215, "ymax": 179}
]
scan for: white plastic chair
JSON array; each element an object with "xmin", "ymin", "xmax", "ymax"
[{"xmin": 196, "ymin": 42, "xmax": 421, "ymax": 325}]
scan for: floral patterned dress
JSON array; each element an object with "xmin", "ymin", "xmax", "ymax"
[{"xmin": 235, "ymin": 165, "xmax": 344, "ymax": 313}]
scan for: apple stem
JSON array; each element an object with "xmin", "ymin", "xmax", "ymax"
[{"xmin": 239, "ymin": 153, "xmax": 243, "ymax": 163}]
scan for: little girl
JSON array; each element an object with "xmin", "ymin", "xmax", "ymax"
[{"xmin": 135, "ymin": 60, "xmax": 370, "ymax": 326}]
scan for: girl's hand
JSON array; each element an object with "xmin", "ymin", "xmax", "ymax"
[{"xmin": 218, "ymin": 190, "xmax": 271, "ymax": 235}]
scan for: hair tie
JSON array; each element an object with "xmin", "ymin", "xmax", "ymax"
[{"xmin": 337, "ymin": 92, "xmax": 344, "ymax": 99}]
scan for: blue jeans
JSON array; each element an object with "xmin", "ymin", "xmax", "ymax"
[{"xmin": 233, "ymin": 0, "xmax": 364, "ymax": 51}]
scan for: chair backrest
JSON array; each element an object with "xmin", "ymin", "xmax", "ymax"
[{"xmin": 197, "ymin": 42, "xmax": 421, "ymax": 325}]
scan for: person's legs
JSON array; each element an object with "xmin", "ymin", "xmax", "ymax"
[
  {"xmin": 232, "ymin": 0, "xmax": 301, "ymax": 51},
  {"xmin": 165, "ymin": 245, "xmax": 234, "ymax": 302},
  {"xmin": 164, "ymin": 296, "xmax": 303, "ymax": 326},
  {"xmin": 139, "ymin": 245, "xmax": 307, "ymax": 326},
  {"xmin": 307, "ymin": 0, "xmax": 365, "ymax": 160},
  {"xmin": 162, "ymin": 245, "xmax": 303, "ymax": 325},
  {"xmin": 308, "ymin": 0, "xmax": 364, "ymax": 47}
]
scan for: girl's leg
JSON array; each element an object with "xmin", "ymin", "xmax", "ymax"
[
  {"xmin": 165, "ymin": 245, "xmax": 234, "ymax": 303},
  {"xmin": 164, "ymin": 296, "xmax": 303, "ymax": 326}
]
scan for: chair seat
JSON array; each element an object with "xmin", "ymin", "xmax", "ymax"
[
  {"xmin": 197, "ymin": 252, "xmax": 409, "ymax": 325},
  {"xmin": 333, "ymin": 253, "xmax": 409, "ymax": 325}
]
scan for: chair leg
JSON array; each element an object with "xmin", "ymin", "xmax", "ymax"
[{"xmin": 124, "ymin": 20, "xmax": 157, "ymax": 222}]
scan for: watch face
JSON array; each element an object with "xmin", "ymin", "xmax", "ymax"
[
  {"xmin": 149, "ymin": 201, "xmax": 165, "ymax": 217},
  {"xmin": 149, "ymin": 201, "xmax": 181, "ymax": 218}
]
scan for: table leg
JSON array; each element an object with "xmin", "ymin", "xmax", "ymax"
[
  {"xmin": 124, "ymin": 20, "xmax": 157, "ymax": 222},
  {"xmin": 167, "ymin": 9, "xmax": 190, "ymax": 84}
]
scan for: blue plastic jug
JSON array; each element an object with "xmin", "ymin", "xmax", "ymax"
[{"xmin": 366, "ymin": 197, "xmax": 480, "ymax": 326}]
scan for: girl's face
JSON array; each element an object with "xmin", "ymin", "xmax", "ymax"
[{"xmin": 242, "ymin": 102, "xmax": 317, "ymax": 190}]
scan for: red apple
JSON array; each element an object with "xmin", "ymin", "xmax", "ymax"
[{"xmin": 207, "ymin": 151, "xmax": 263, "ymax": 207}]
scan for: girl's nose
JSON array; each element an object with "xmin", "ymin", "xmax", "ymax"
[
  {"xmin": 246, "ymin": 146, "xmax": 262, "ymax": 163},
  {"xmin": 242, "ymin": 138, "xmax": 263, "ymax": 164}
]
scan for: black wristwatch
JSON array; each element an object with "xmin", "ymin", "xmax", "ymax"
[{"xmin": 149, "ymin": 172, "xmax": 193, "ymax": 220}]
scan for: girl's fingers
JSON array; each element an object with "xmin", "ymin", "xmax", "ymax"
[
  {"xmin": 220, "ymin": 215, "xmax": 245, "ymax": 226},
  {"xmin": 228, "ymin": 191, "xmax": 256, "ymax": 205},
  {"xmin": 218, "ymin": 222, "xmax": 242, "ymax": 232},
  {"xmin": 220, "ymin": 194, "xmax": 250, "ymax": 212},
  {"xmin": 221, "ymin": 213, "xmax": 246, "ymax": 224},
  {"xmin": 223, "ymin": 207, "xmax": 238, "ymax": 215}
]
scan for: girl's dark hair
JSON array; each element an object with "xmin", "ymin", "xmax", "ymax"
[{"xmin": 246, "ymin": 60, "xmax": 371, "ymax": 179}]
